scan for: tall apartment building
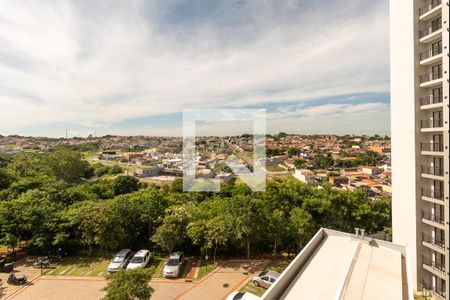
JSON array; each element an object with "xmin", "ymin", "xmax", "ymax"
[{"xmin": 391, "ymin": 0, "xmax": 449, "ymax": 298}]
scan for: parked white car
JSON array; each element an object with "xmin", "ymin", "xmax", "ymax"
[
  {"xmin": 107, "ymin": 249, "xmax": 132, "ymax": 273},
  {"xmin": 163, "ymin": 252, "xmax": 184, "ymax": 278},
  {"xmin": 226, "ymin": 291, "xmax": 260, "ymax": 300},
  {"xmin": 126, "ymin": 250, "xmax": 151, "ymax": 270}
]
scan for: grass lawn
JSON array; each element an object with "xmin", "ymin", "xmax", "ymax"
[
  {"xmin": 240, "ymin": 281, "xmax": 266, "ymax": 297},
  {"xmin": 149, "ymin": 256, "xmax": 167, "ymax": 278},
  {"xmin": 45, "ymin": 254, "xmax": 164, "ymax": 277},
  {"xmin": 262, "ymin": 258, "xmax": 292, "ymax": 273},
  {"xmin": 240, "ymin": 257, "xmax": 292, "ymax": 297},
  {"xmin": 197, "ymin": 261, "xmax": 217, "ymax": 279},
  {"xmin": 265, "ymin": 165, "xmax": 286, "ymax": 172},
  {"xmin": 81, "ymin": 151, "xmax": 99, "ymax": 159},
  {"xmin": 43, "ymin": 255, "xmax": 111, "ymax": 277}
]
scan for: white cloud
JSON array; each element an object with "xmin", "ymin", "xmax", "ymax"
[
  {"xmin": 0, "ymin": 0, "xmax": 389, "ymax": 135},
  {"xmin": 268, "ymin": 102, "xmax": 390, "ymax": 135}
]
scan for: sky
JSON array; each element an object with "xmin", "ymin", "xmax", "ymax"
[{"xmin": 0, "ymin": 0, "xmax": 390, "ymax": 137}]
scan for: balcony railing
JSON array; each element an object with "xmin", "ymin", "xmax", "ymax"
[
  {"xmin": 422, "ymin": 209, "xmax": 445, "ymax": 224},
  {"xmin": 421, "ymin": 165, "xmax": 444, "ymax": 176},
  {"xmin": 422, "ymin": 233, "xmax": 445, "ymax": 249},
  {"xmin": 419, "ymin": 0, "xmax": 442, "ymax": 16},
  {"xmin": 421, "ymin": 119, "xmax": 443, "ymax": 128},
  {"xmin": 419, "ymin": 45, "xmax": 443, "ymax": 61},
  {"xmin": 421, "ymin": 188, "xmax": 444, "ymax": 200},
  {"xmin": 420, "ymin": 95, "xmax": 443, "ymax": 106},
  {"xmin": 420, "ymin": 70, "xmax": 443, "ymax": 83},
  {"xmin": 421, "ymin": 143, "xmax": 443, "ymax": 152},
  {"xmin": 419, "ymin": 22, "xmax": 442, "ymax": 38},
  {"xmin": 433, "ymin": 290, "xmax": 447, "ymax": 299},
  {"xmin": 422, "ymin": 255, "xmax": 446, "ymax": 274}
]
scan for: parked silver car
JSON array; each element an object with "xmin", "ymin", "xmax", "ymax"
[
  {"xmin": 163, "ymin": 252, "xmax": 184, "ymax": 278},
  {"xmin": 107, "ymin": 249, "xmax": 132, "ymax": 273},
  {"xmin": 252, "ymin": 270, "xmax": 280, "ymax": 288}
]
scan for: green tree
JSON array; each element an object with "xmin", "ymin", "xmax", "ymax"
[
  {"xmin": 229, "ymin": 196, "xmax": 263, "ymax": 259},
  {"xmin": 0, "ymin": 169, "xmax": 12, "ymax": 190},
  {"xmin": 43, "ymin": 150, "xmax": 90, "ymax": 182},
  {"xmin": 205, "ymin": 217, "xmax": 229, "ymax": 262},
  {"xmin": 358, "ymin": 150, "xmax": 384, "ymax": 166},
  {"xmin": 62, "ymin": 200, "xmax": 123, "ymax": 251},
  {"xmin": 293, "ymin": 159, "xmax": 306, "ymax": 169},
  {"xmin": 152, "ymin": 204, "xmax": 195, "ymax": 253},
  {"xmin": 0, "ymin": 190, "xmax": 63, "ymax": 252},
  {"xmin": 0, "ymin": 233, "xmax": 18, "ymax": 255},
  {"xmin": 113, "ymin": 176, "xmax": 139, "ymax": 196},
  {"xmin": 0, "ymin": 154, "xmax": 8, "ymax": 168},
  {"xmin": 267, "ymin": 209, "xmax": 287, "ymax": 256},
  {"xmin": 287, "ymin": 148, "xmax": 297, "ymax": 158},
  {"xmin": 188, "ymin": 213, "xmax": 230, "ymax": 263},
  {"xmin": 313, "ymin": 154, "xmax": 334, "ymax": 169},
  {"xmin": 152, "ymin": 221, "xmax": 180, "ymax": 253},
  {"xmin": 289, "ymin": 207, "xmax": 314, "ymax": 253},
  {"xmin": 107, "ymin": 188, "xmax": 168, "ymax": 248},
  {"xmin": 103, "ymin": 268, "xmax": 154, "ymax": 300},
  {"xmin": 109, "ymin": 165, "xmax": 123, "ymax": 175}
]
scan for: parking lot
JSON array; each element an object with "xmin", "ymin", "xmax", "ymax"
[
  {"xmin": 0, "ymin": 257, "xmax": 42, "ymax": 299},
  {"xmin": 3, "ymin": 260, "xmax": 265, "ymax": 300},
  {"xmin": 6, "ymin": 276, "xmax": 107, "ymax": 300}
]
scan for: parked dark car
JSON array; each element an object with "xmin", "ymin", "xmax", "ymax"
[{"xmin": 0, "ymin": 259, "xmax": 14, "ymax": 273}]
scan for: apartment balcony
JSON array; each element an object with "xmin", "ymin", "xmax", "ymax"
[
  {"xmin": 422, "ymin": 210, "xmax": 446, "ymax": 229},
  {"xmin": 422, "ymin": 233, "xmax": 446, "ymax": 254},
  {"xmin": 420, "ymin": 143, "xmax": 444, "ymax": 155},
  {"xmin": 421, "ymin": 119, "xmax": 444, "ymax": 132},
  {"xmin": 421, "ymin": 188, "xmax": 444, "ymax": 204},
  {"xmin": 421, "ymin": 165, "xmax": 444, "ymax": 180},
  {"xmin": 419, "ymin": 0, "xmax": 442, "ymax": 21},
  {"xmin": 419, "ymin": 46, "xmax": 442, "ymax": 65},
  {"xmin": 420, "ymin": 95, "xmax": 443, "ymax": 108},
  {"xmin": 422, "ymin": 255, "xmax": 447, "ymax": 280},
  {"xmin": 420, "ymin": 70, "xmax": 443, "ymax": 88},
  {"xmin": 419, "ymin": 23, "xmax": 442, "ymax": 43}
]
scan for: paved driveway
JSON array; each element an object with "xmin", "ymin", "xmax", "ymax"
[
  {"xmin": 175, "ymin": 260, "xmax": 265, "ymax": 300},
  {"xmin": 149, "ymin": 280, "xmax": 192, "ymax": 300}
]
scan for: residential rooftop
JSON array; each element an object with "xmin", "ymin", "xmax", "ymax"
[{"xmin": 262, "ymin": 228, "xmax": 411, "ymax": 300}]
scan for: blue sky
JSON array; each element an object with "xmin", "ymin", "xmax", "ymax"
[{"xmin": 0, "ymin": 0, "xmax": 390, "ymax": 137}]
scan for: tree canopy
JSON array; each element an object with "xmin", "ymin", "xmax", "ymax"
[
  {"xmin": 103, "ymin": 268, "xmax": 154, "ymax": 300},
  {"xmin": 0, "ymin": 150, "xmax": 391, "ymax": 258}
]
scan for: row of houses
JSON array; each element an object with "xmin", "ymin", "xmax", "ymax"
[{"xmin": 293, "ymin": 165, "xmax": 391, "ymax": 197}]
